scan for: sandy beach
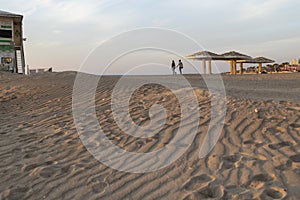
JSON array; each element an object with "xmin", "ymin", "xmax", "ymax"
[{"xmin": 1, "ymin": 71, "xmax": 300, "ymax": 199}]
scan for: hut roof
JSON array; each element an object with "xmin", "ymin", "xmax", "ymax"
[
  {"xmin": 186, "ymin": 50, "xmax": 225, "ymax": 60},
  {"xmin": 241, "ymin": 56, "xmax": 275, "ymax": 64},
  {"xmin": 221, "ymin": 51, "xmax": 252, "ymax": 60},
  {"xmin": 0, "ymin": 10, "xmax": 23, "ymax": 19}
]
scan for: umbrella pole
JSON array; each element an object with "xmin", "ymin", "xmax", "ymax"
[
  {"xmin": 202, "ymin": 59, "xmax": 206, "ymax": 74},
  {"xmin": 240, "ymin": 63, "xmax": 243, "ymax": 74},
  {"xmin": 258, "ymin": 63, "xmax": 262, "ymax": 73},
  {"xmin": 233, "ymin": 60, "xmax": 237, "ymax": 74},
  {"xmin": 208, "ymin": 60, "xmax": 212, "ymax": 74}
]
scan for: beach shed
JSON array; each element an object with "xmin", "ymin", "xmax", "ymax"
[{"xmin": 0, "ymin": 10, "xmax": 25, "ymax": 74}]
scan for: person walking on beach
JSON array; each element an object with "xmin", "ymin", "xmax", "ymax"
[
  {"xmin": 171, "ymin": 60, "xmax": 176, "ymax": 75},
  {"xmin": 177, "ymin": 60, "xmax": 183, "ymax": 75}
]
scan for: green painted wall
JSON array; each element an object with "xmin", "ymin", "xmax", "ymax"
[{"xmin": 0, "ymin": 45, "xmax": 13, "ymax": 53}]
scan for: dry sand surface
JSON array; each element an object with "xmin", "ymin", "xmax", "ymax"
[{"xmin": 0, "ymin": 71, "xmax": 300, "ymax": 199}]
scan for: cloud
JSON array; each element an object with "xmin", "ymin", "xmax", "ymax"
[
  {"xmin": 44, "ymin": 1, "xmax": 98, "ymax": 23},
  {"xmin": 237, "ymin": 0, "xmax": 295, "ymax": 20},
  {"xmin": 0, "ymin": 0, "xmax": 50, "ymax": 16}
]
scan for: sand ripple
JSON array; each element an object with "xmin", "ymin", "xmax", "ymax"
[{"xmin": 0, "ymin": 72, "xmax": 300, "ymax": 199}]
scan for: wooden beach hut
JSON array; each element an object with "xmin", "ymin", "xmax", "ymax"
[{"xmin": 0, "ymin": 10, "xmax": 25, "ymax": 74}]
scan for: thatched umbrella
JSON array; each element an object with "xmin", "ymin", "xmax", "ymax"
[
  {"xmin": 186, "ymin": 50, "xmax": 224, "ymax": 60},
  {"xmin": 238, "ymin": 56, "xmax": 275, "ymax": 73},
  {"xmin": 186, "ymin": 51, "xmax": 224, "ymax": 74},
  {"xmin": 221, "ymin": 51, "xmax": 252, "ymax": 74},
  {"xmin": 221, "ymin": 51, "xmax": 252, "ymax": 60}
]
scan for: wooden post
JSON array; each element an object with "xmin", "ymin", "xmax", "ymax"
[
  {"xmin": 21, "ymin": 45, "xmax": 26, "ymax": 74},
  {"xmin": 258, "ymin": 63, "xmax": 262, "ymax": 73},
  {"xmin": 240, "ymin": 62, "xmax": 243, "ymax": 74},
  {"xmin": 202, "ymin": 59, "xmax": 206, "ymax": 74},
  {"xmin": 26, "ymin": 65, "xmax": 29, "ymax": 75},
  {"xmin": 230, "ymin": 60, "xmax": 233, "ymax": 74},
  {"xmin": 233, "ymin": 60, "xmax": 237, "ymax": 75},
  {"xmin": 13, "ymin": 49, "xmax": 18, "ymax": 73},
  {"xmin": 208, "ymin": 60, "xmax": 212, "ymax": 74}
]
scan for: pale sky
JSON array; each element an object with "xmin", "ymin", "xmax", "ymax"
[{"xmin": 1, "ymin": 0, "xmax": 300, "ymax": 74}]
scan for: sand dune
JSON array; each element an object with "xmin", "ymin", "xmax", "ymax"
[{"xmin": 0, "ymin": 71, "xmax": 300, "ymax": 199}]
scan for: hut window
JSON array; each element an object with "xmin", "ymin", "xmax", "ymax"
[{"xmin": 0, "ymin": 29, "xmax": 12, "ymax": 38}]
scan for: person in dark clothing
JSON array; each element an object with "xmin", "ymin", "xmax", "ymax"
[
  {"xmin": 177, "ymin": 60, "xmax": 183, "ymax": 75},
  {"xmin": 171, "ymin": 60, "xmax": 176, "ymax": 75}
]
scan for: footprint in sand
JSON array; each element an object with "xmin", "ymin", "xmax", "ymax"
[
  {"xmin": 183, "ymin": 185, "xmax": 225, "ymax": 199},
  {"xmin": 2, "ymin": 186, "xmax": 29, "ymax": 200},
  {"xmin": 39, "ymin": 166, "xmax": 58, "ymax": 178},
  {"xmin": 183, "ymin": 174, "xmax": 213, "ymax": 191},
  {"xmin": 198, "ymin": 185, "xmax": 224, "ymax": 199},
  {"xmin": 268, "ymin": 141, "xmax": 292, "ymax": 150},
  {"xmin": 38, "ymin": 161, "xmax": 59, "ymax": 178},
  {"xmin": 249, "ymin": 173, "xmax": 274, "ymax": 189},
  {"xmin": 222, "ymin": 154, "xmax": 241, "ymax": 163},
  {"xmin": 91, "ymin": 182, "xmax": 108, "ymax": 194},
  {"xmin": 290, "ymin": 153, "xmax": 300, "ymax": 163},
  {"xmin": 261, "ymin": 187, "xmax": 287, "ymax": 199},
  {"xmin": 87, "ymin": 173, "xmax": 109, "ymax": 194},
  {"xmin": 61, "ymin": 165, "xmax": 71, "ymax": 173},
  {"xmin": 22, "ymin": 163, "xmax": 39, "ymax": 172},
  {"xmin": 221, "ymin": 154, "xmax": 241, "ymax": 170},
  {"xmin": 275, "ymin": 160, "xmax": 292, "ymax": 170}
]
